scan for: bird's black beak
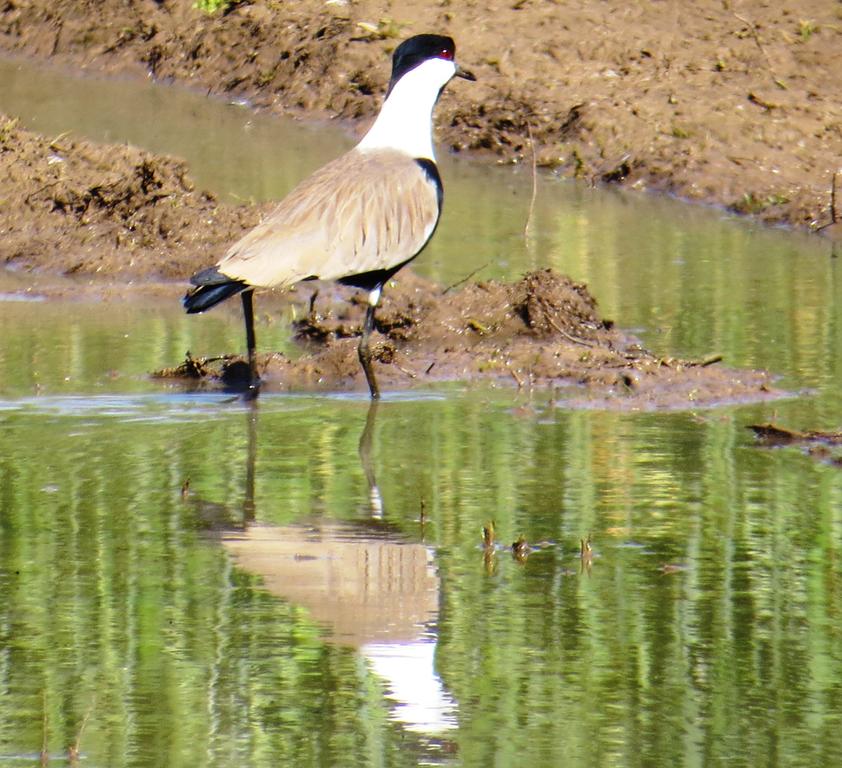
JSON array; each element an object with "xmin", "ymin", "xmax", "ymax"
[{"xmin": 455, "ymin": 63, "xmax": 477, "ymax": 81}]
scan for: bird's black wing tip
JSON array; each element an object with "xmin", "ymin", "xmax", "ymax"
[
  {"xmin": 183, "ymin": 273, "xmax": 247, "ymax": 313},
  {"xmin": 189, "ymin": 266, "xmax": 231, "ymax": 287}
]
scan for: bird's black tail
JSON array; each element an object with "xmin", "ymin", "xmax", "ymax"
[{"xmin": 183, "ymin": 267, "xmax": 248, "ymax": 314}]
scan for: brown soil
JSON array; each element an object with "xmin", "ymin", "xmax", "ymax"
[
  {"xmin": 0, "ymin": 113, "xmax": 264, "ymax": 278},
  {"xmin": 1, "ymin": 0, "xmax": 840, "ymax": 233},
  {"xmin": 0, "ymin": 1, "xmax": 807, "ymax": 405}
]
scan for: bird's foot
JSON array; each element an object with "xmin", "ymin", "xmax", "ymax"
[
  {"xmin": 242, "ymin": 381, "xmax": 262, "ymax": 402},
  {"xmin": 221, "ymin": 358, "xmax": 262, "ymax": 399}
]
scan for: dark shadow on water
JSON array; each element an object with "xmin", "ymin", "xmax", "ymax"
[
  {"xmin": 185, "ymin": 402, "xmax": 258, "ymax": 533},
  {"xmin": 186, "ymin": 400, "xmax": 384, "ymax": 531}
]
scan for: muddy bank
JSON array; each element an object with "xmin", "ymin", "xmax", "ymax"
[
  {"xmin": 155, "ymin": 268, "xmax": 780, "ymax": 409},
  {"xmin": 0, "ymin": 112, "xmax": 263, "ymax": 278},
  {"xmin": 1, "ymin": 0, "xmax": 841, "ymax": 233}
]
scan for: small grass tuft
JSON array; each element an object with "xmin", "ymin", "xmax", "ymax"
[
  {"xmin": 797, "ymin": 19, "xmax": 818, "ymax": 41},
  {"xmin": 0, "ymin": 117, "xmax": 19, "ymax": 146},
  {"xmin": 732, "ymin": 192, "xmax": 790, "ymax": 215},
  {"xmin": 195, "ymin": 0, "xmax": 238, "ymax": 15},
  {"xmin": 355, "ymin": 18, "xmax": 405, "ymax": 40}
]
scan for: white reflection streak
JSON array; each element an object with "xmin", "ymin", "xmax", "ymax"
[{"xmin": 362, "ymin": 638, "xmax": 457, "ymax": 734}]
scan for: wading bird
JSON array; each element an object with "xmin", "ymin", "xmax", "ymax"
[{"xmin": 183, "ymin": 34, "xmax": 475, "ymax": 398}]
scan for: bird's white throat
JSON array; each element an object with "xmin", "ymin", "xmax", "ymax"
[{"xmin": 357, "ymin": 57, "xmax": 456, "ymax": 160}]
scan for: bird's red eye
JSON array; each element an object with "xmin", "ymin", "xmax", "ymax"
[{"xmin": 439, "ymin": 48, "xmax": 454, "ymax": 61}]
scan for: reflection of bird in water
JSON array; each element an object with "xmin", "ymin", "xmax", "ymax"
[
  {"xmin": 182, "ymin": 34, "xmax": 475, "ymax": 399},
  {"xmin": 181, "ymin": 402, "xmax": 439, "ymax": 648},
  {"xmin": 225, "ymin": 518, "xmax": 457, "ymax": 733},
  {"xmin": 180, "ymin": 400, "xmax": 456, "ymax": 734},
  {"xmin": 185, "ymin": 401, "xmax": 387, "ymax": 531}
]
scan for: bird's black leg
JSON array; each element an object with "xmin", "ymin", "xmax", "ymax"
[
  {"xmin": 241, "ymin": 289, "xmax": 260, "ymax": 397},
  {"xmin": 358, "ymin": 286, "xmax": 382, "ymax": 399}
]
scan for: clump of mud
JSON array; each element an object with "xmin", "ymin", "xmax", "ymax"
[
  {"xmin": 158, "ymin": 268, "xmax": 781, "ymax": 410},
  {"xmin": 152, "ymin": 351, "xmax": 217, "ymax": 380},
  {"xmin": 0, "ymin": 114, "xmax": 260, "ymax": 278}
]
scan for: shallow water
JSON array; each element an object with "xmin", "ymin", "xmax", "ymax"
[{"xmin": 1, "ymin": 57, "xmax": 842, "ymax": 767}]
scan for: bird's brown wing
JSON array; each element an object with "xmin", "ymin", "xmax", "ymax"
[{"xmin": 216, "ymin": 149, "xmax": 440, "ymax": 289}]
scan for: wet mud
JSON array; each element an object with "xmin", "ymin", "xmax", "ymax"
[{"xmin": 154, "ymin": 268, "xmax": 781, "ymax": 409}]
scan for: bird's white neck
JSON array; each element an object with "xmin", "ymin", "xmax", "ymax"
[{"xmin": 356, "ymin": 58, "xmax": 456, "ymax": 160}]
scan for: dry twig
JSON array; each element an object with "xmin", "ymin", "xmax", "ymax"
[
  {"xmin": 733, "ymin": 10, "xmax": 785, "ymax": 88},
  {"xmin": 524, "ymin": 120, "xmax": 538, "ymax": 238},
  {"xmin": 442, "ymin": 263, "xmax": 489, "ymax": 295}
]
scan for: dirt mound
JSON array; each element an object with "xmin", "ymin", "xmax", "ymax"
[
  {"xmin": 158, "ymin": 268, "xmax": 780, "ymax": 409},
  {"xmin": 0, "ymin": 113, "xmax": 261, "ymax": 278},
  {"xmin": 1, "ymin": 0, "xmax": 841, "ymax": 232}
]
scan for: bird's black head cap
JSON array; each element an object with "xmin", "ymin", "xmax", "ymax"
[{"xmin": 386, "ymin": 34, "xmax": 457, "ymax": 95}]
